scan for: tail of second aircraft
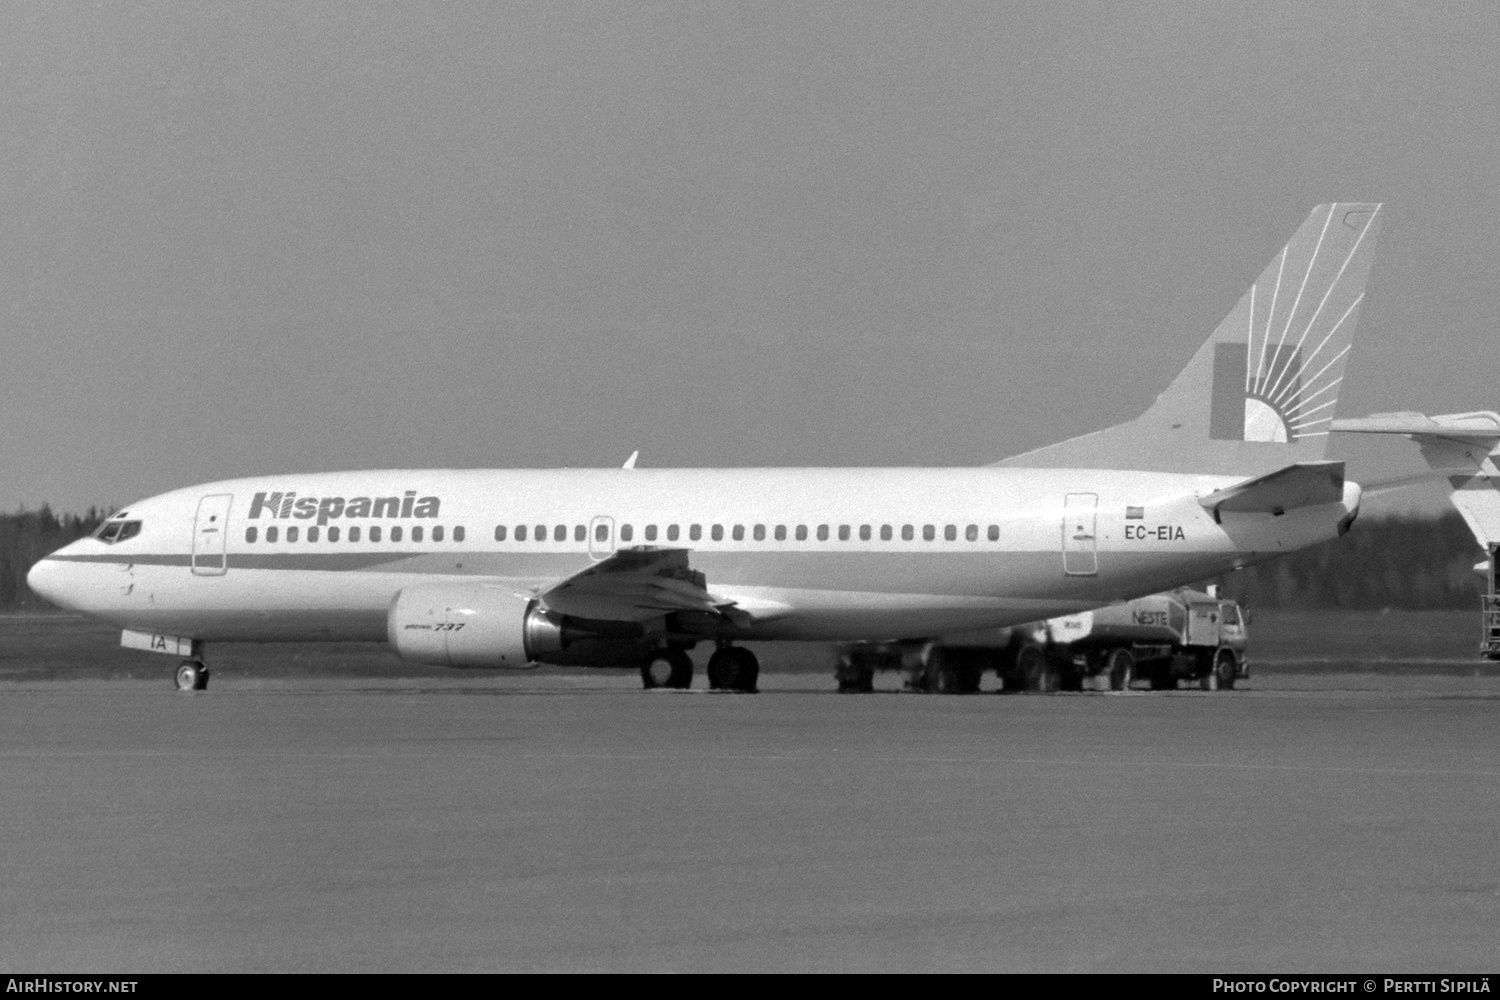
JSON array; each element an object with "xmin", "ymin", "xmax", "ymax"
[
  {"xmin": 1331, "ymin": 410, "xmax": 1500, "ymax": 552},
  {"xmin": 998, "ymin": 202, "xmax": 1382, "ymax": 476}
]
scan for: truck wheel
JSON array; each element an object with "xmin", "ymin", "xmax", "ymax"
[
  {"xmin": 1018, "ymin": 645, "xmax": 1058, "ymax": 693},
  {"xmin": 1210, "ymin": 648, "xmax": 1236, "ymax": 691},
  {"xmin": 1106, "ymin": 648, "xmax": 1135, "ymax": 691},
  {"xmin": 836, "ymin": 655, "xmax": 875, "ymax": 693}
]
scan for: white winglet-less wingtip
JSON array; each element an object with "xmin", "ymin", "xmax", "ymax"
[{"xmin": 30, "ymin": 204, "xmax": 1380, "ymax": 690}]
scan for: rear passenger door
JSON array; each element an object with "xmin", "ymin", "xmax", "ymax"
[
  {"xmin": 192, "ymin": 494, "xmax": 233, "ymax": 576},
  {"xmin": 1062, "ymin": 493, "xmax": 1098, "ymax": 576}
]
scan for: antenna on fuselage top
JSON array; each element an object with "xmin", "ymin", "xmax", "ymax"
[{"xmin": 622, "ymin": 450, "xmax": 639, "ymax": 470}]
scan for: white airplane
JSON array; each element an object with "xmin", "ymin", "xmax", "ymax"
[{"xmin": 29, "ymin": 203, "xmax": 1381, "ymax": 692}]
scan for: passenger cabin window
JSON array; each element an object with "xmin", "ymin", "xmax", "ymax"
[
  {"xmin": 645, "ymin": 525, "xmax": 658, "ymax": 542},
  {"xmin": 923, "ymin": 525, "xmax": 935, "ymax": 541},
  {"xmin": 667, "ymin": 524, "xmax": 680, "ymax": 542},
  {"xmin": 732, "ymin": 525, "xmax": 744, "ymax": 541},
  {"xmin": 350, "ymin": 526, "xmax": 361, "ymax": 542},
  {"xmin": 795, "ymin": 525, "xmax": 807, "ymax": 541},
  {"xmin": 944, "ymin": 525, "xmax": 956, "ymax": 541},
  {"xmin": 901, "ymin": 525, "xmax": 914, "ymax": 541},
  {"xmin": 817, "ymin": 525, "xmax": 829, "ymax": 541},
  {"xmin": 535, "ymin": 524, "xmax": 545, "ymax": 541},
  {"xmin": 775, "ymin": 525, "xmax": 786, "ymax": 541},
  {"xmin": 838, "ymin": 525, "xmax": 850, "ymax": 541},
  {"xmin": 689, "ymin": 524, "xmax": 702, "ymax": 541},
  {"xmin": 267, "ymin": 526, "xmax": 279, "ymax": 543},
  {"xmin": 391, "ymin": 526, "xmax": 402, "ymax": 542},
  {"xmin": 553, "ymin": 525, "xmax": 565, "ymax": 542},
  {"xmin": 495, "ymin": 525, "xmax": 507, "ymax": 542},
  {"xmin": 245, "ymin": 527, "xmax": 257, "ymax": 543},
  {"xmin": 988, "ymin": 525, "xmax": 999, "ymax": 541},
  {"xmin": 966, "ymin": 524, "xmax": 978, "ymax": 541},
  {"xmin": 329, "ymin": 527, "xmax": 340, "ymax": 542},
  {"xmin": 881, "ymin": 525, "xmax": 892, "ymax": 541},
  {"xmin": 454, "ymin": 526, "xmax": 465, "ymax": 542},
  {"xmin": 860, "ymin": 525, "xmax": 871, "ymax": 541},
  {"xmin": 574, "ymin": 525, "xmax": 585, "ymax": 542},
  {"xmin": 711, "ymin": 524, "xmax": 723, "ymax": 541},
  {"xmin": 412, "ymin": 526, "xmax": 424, "ymax": 543},
  {"xmin": 620, "ymin": 524, "xmax": 633, "ymax": 542},
  {"xmin": 287, "ymin": 526, "xmax": 299, "ymax": 543},
  {"xmin": 369, "ymin": 526, "xmax": 381, "ymax": 542},
  {"xmin": 433, "ymin": 526, "xmax": 444, "ymax": 542},
  {"xmin": 753, "ymin": 524, "xmax": 765, "ymax": 541},
  {"xmin": 308, "ymin": 526, "xmax": 320, "ymax": 542},
  {"xmin": 515, "ymin": 525, "xmax": 527, "ymax": 541}
]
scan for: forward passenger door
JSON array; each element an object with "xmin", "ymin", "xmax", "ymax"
[{"xmin": 192, "ymin": 494, "xmax": 233, "ymax": 577}]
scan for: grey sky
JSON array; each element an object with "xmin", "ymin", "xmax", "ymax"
[{"xmin": 4, "ymin": 2, "xmax": 1498, "ymax": 516}]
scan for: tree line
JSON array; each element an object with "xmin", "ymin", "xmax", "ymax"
[
  {"xmin": 0, "ymin": 506, "xmax": 1489, "ymax": 612},
  {"xmin": 1, "ymin": 507, "xmax": 109, "ymax": 610},
  {"xmin": 1210, "ymin": 510, "xmax": 1488, "ymax": 611}
]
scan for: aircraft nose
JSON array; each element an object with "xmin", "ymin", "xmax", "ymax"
[{"xmin": 27, "ymin": 555, "xmax": 80, "ymax": 612}]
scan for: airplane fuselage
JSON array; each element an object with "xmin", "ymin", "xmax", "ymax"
[{"xmin": 29, "ymin": 466, "xmax": 1360, "ymax": 651}]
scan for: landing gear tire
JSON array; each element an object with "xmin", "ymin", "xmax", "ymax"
[
  {"xmin": 1106, "ymin": 648, "xmax": 1135, "ymax": 692},
  {"xmin": 707, "ymin": 646, "xmax": 759, "ymax": 692},
  {"xmin": 1018, "ymin": 645, "xmax": 1058, "ymax": 693},
  {"xmin": 641, "ymin": 649, "xmax": 694, "ymax": 690},
  {"xmin": 174, "ymin": 660, "xmax": 208, "ymax": 692},
  {"xmin": 1211, "ymin": 648, "xmax": 1237, "ymax": 691}
]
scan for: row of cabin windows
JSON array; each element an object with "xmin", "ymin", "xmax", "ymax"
[
  {"xmin": 244, "ymin": 525, "xmax": 466, "ymax": 544},
  {"xmin": 492, "ymin": 523, "xmax": 1004, "ymax": 543}
]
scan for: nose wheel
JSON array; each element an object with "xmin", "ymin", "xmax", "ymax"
[{"xmin": 174, "ymin": 659, "xmax": 209, "ymax": 692}]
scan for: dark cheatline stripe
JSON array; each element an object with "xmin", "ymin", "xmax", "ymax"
[
  {"xmin": 45, "ymin": 551, "xmax": 416, "ymax": 571},
  {"xmin": 46, "ymin": 553, "xmax": 193, "ymax": 567}
]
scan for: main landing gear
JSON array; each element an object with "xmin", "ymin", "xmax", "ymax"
[
  {"xmin": 641, "ymin": 648, "xmax": 694, "ymax": 690},
  {"xmin": 174, "ymin": 658, "xmax": 209, "ymax": 692},
  {"xmin": 706, "ymin": 643, "xmax": 759, "ymax": 693}
]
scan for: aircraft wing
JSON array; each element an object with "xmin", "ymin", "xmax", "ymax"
[
  {"xmin": 1199, "ymin": 461, "xmax": 1346, "ymax": 520},
  {"xmin": 1330, "ymin": 411, "xmax": 1500, "ymax": 444},
  {"xmin": 531, "ymin": 547, "xmax": 777, "ymax": 626}
]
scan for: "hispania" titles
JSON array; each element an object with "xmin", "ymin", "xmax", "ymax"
[{"xmin": 248, "ymin": 491, "xmax": 441, "ymax": 526}]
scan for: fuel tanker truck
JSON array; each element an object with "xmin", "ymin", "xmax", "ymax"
[{"xmin": 835, "ymin": 587, "xmax": 1248, "ymax": 693}]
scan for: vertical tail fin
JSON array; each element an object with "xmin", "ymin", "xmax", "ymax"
[{"xmin": 998, "ymin": 203, "xmax": 1382, "ymax": 475}]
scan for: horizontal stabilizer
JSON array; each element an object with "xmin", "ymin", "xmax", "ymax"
[{"xmin": 1199, "ymin": 460, "xmax": 1345, "ymax": 519}]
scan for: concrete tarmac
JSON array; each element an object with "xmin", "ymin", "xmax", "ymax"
[{"xmin": 2, "ymin": 673, "xmax": 1499, "ymax": 972}]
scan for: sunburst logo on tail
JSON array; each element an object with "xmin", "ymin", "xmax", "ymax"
[{"xmin": 1209, "ymin": 205, "xmax": 1377, "ymax": 443}]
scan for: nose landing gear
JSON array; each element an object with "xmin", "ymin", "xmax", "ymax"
[{"xmin": 174, "ymin": 659, "xmax": 209, "ymax": 691}]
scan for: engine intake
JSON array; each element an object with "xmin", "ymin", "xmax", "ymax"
[{"xmin": 388, "ymin": 585, "xmax": 565, "ymax": 668}]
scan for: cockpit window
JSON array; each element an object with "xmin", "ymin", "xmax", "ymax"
[{"xmin": 93, "ymin": 520, "xmax": 142, "ymax": 544}]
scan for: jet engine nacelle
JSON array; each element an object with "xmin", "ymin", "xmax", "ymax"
[{"xmin": 387, "ymin": 584, "xmax": 564, "ymax": 668}]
